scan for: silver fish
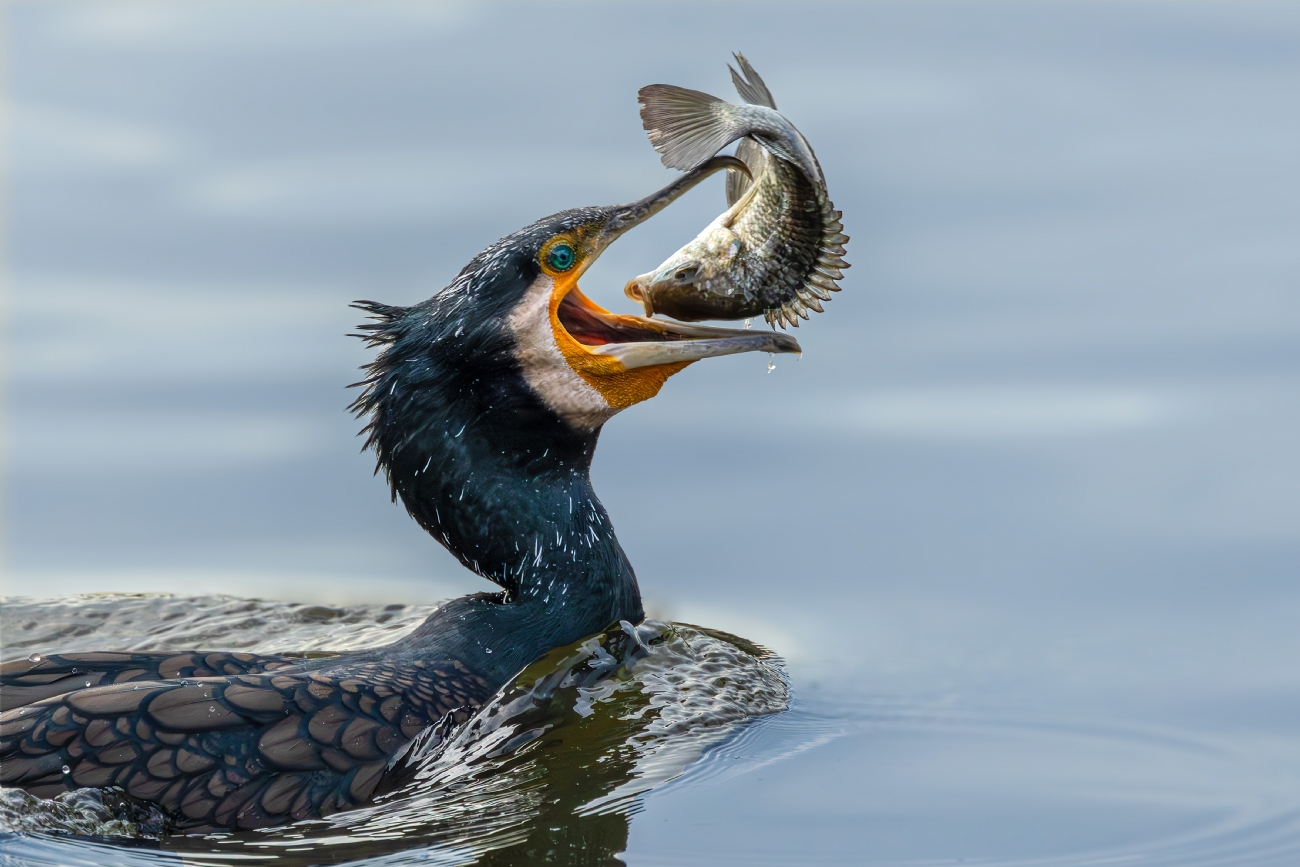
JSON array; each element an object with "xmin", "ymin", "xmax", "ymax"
[{"xmin": 624, "ymin": 54, "xmax": 848, "ymax": 329}]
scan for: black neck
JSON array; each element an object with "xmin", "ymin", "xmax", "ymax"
[
  {"xmin": 354, "ymin": 311, "xmax": 644, "ymax": 683},
  {"xmin": 393, "ymin": 396, "xmax": 641, "ymax": 602}
]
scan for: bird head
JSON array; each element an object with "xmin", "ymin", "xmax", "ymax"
[
  {"xmin": 355, "ymin": 156, "xmax": 799, "ymax": 442},
  {"xmin": 493, "ymin": 155, "xmax": 800, "ymax": 430}
]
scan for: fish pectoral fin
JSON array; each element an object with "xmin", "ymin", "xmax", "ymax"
[
  {"xmin": 726, "ymin": 137, "xmax": 763, "ymax": 208},
  {"xmin": 720, "ymin": 178, "xmax": 760, "ymax": 229}
]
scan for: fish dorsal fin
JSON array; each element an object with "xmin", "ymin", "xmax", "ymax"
[
  {"xmin": 726, "ymin": 53, "xmax": 775, "ymax": 206},
  {"xmin": 729, "ymin": 52, "xmax": 776, "ymax": 109}
]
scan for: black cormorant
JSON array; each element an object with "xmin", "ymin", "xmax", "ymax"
[{"xmin": 0, "ymin": 157, "xmax": 798, "ymax": 831}]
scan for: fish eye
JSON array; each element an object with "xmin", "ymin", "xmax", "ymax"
[{"xmin": 545, "ymin": 242, "xmax": 576, "ymax": 273}]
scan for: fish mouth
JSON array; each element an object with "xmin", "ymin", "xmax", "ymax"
[
  {"xmin": 623, "ymin": 265, "xmax": 699, "ymax": 319},
  {"xmin": 623, "ymin": 273, "xmax": 659, "ymax": 317},
  {"xmin": 555, "ymin": 286, "xmax": 798, "ymax": 370}
]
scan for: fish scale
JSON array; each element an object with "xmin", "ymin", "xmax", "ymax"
[{"xmin": 626, "ymin": 53, "xmax": 849, "ymax": 328}]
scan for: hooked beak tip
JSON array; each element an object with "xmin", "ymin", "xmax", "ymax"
[{"xmin": 769, "ymin": 331, "xmax": 801, "ymax": 354}]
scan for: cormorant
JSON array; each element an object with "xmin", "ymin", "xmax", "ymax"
[{"xmin": 0, "ymin": 157, "xmax": 799, "ymax": 832}]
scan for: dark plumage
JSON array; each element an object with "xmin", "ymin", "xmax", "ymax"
[
  {"xmin": 1, "ymin": 158, "xmax": 798, "ymax": 832},
  {"xmin": 1, "ymin": 650, "xmax": 481, "ymax": 829}
]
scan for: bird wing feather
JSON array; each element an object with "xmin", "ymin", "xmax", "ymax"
[
  {"xmin": 0, "ymin": 662, "xmax": 483, "ymax": 830},
  {"xmin": 0, "ymin": 650, "xmax": 302, "ymax": 712}
]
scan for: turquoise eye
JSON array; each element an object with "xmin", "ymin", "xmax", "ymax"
[{"xmin": 547, "ymin": 243, "xmax": 576, "ymax": 272}]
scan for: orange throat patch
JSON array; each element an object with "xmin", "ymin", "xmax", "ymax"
[{"xmin": 548, "ymin": 274, "xmax": 691, "ymax": 412}]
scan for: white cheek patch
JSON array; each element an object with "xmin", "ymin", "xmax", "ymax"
[{"xmin": 508, "ymin": 274, "xmax": 615, "ymax": 431}]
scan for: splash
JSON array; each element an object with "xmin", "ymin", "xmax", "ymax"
[{"xmin": 0, "ymin": 787, "xmax": 166, "ymax": 839}]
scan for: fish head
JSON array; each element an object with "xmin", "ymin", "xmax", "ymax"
[{"xmin": 624, "ymin": 222, "xmax": 745, "ymax": 319}]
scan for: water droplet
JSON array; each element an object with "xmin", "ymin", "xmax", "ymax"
[
  {"xmin": 766, "ymin": 354, "xmax": 776, "ymax": 373},
  {"xmin": 209, "ymin": 706, "xmax": 216, "ymax": 713},
  {"xmin": 744, "ymin": 318, "xmax": 752, "ymax": 330},
  {"xmin": 17, "ymin": 708, "xmax": 25, "ymax": 715},
  {"xmin": 62, "ymin": 765, "xmax": 71, "ymax": 775},
  {"xmin": 70, "ymin": 668, "xmax": 80, "ymax": 674},
  {"xmin": 27, "ymin": 653, "xmax": 41, "ymax": 663},
  {"xmin": 84, "ymin": 680, "xmax": 91, "ymax": 688},
  {"xmin": 485, "ymin": 647, "xmax": 493, "ymax": 654}
]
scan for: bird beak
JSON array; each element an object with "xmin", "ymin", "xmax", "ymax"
[
  {"xmin": 582, "ymin": 316, "xmax": 800, "ymax": 368},
  {"xmin": 539, "ymin": 161, "xmax": 799, "ymax": 421},
  {"xmin": 552, "ymin": 156, "xmax": 799, "ymax": 371},
  {"xmin": 556, "ymin": 279, "xmax": 799, "ymax": 371},
  {"xmin": 592, "ymin": 156, "xmax": 749, "ymax": 259}
]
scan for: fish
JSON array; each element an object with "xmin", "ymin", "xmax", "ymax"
[{"xmin": 624, "ymin": 54, "xmax": 849, "ymax": 329}]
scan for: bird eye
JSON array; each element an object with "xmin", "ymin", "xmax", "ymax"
[{"xmin": 546, "ymin": 243, "xmax": 576, "ymax": 272}]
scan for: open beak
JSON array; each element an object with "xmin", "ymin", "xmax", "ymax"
[
  {"xmin": 558, "ymin": 290, "xmax": 798, "ymax": 368},
  {"xmin": 555, "ymin": 157, "xmax": 801, "ymax": 370}
]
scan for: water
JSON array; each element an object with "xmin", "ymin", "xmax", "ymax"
[
  {"xmin": 5, "ymin": 1, "xmax": 1300, "ymax": 865},
  {"xmin": 7, "ymin": 602, "xmax": 1300, "ymax": 867}
]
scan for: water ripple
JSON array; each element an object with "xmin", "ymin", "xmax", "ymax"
[{"xmin": 6, "ymin": 596, "xmax": 1300, "ymax": 866}]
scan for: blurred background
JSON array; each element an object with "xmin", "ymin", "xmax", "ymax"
[{"xmin": 5, "ymin": 2, "xmax": 1300, "ymax": 863}]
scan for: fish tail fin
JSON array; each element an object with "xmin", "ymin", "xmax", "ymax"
[
  {"xmin": 729, "ymin": 52, "xmax": 776, "ymax": 109},
  {"xmin": 638, "ymin": 84, "xmax": 751, "ymax": 172},
  {"xmin": 639, "ymin": 81, "xmax": 819, "ymax": 185}
]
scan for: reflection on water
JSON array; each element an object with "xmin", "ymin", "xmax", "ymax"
[
  {"xmin": 0, "ymin": 595, "xmax": 787, "ymax": 865},
  {"xmin": 7, "ymin": 596, "xmax": 1300, "ymax": 866}
]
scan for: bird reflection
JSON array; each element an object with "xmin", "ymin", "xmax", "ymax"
[{"xmin": 162, "ymin": 622, "xmax": 785, "ymax": 866}]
